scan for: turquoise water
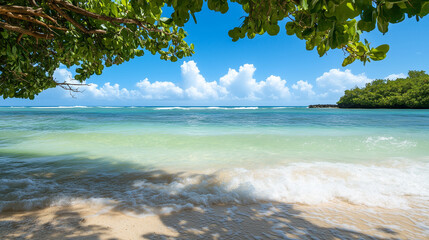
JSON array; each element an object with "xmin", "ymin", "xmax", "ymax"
[{"xmin": 1, "ymin": 107, "xmax": 429, "ymax": 214}]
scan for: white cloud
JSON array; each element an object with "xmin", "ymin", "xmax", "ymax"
[
  {"xmin": 292, "ymin": 80, "xmax": 315, "ymax": 96},
  {"xmin": 385, "ymin": 73, "xmax": 406, "ymax": 80},
  {"xmin": 54, "ymin": 68, "xmax": 73, "ymax": 83},
  {"xmin": 259, "ymin": 75, "xmax": 290, "ymax": 99},
  {"xmin": 45, "ymin": 66, "xmax": 388, "ymax": 106},
  {"xmin": 219, "ymin": 64, "xmax": 290, "ymax": 100},
  {"xmin": 3, "ymin": 65, "xmax": 412, "ymax": 107},
  {"xmin": 85, "ymin": 82, "xmax": 132, "ymax": 99},
  {"xmin": 220, "ymin": 64, "xmax": 260, "ymax": 99},
  {"xmin": 181, "ymin": 61, "xmax": 226, "ymax": 99},
  {"xmin": 316, "ymin": 69, "xmax": 372, "ymax": 93},
  {"xmin": 136, "ymin": 78, "xmax": 183, "ymax": 99}
]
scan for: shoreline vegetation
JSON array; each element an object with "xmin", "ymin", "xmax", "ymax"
[
  {"xmin": 309, "ymin": 70, "xmax": 429, "ymax": 109},
  {"xmin": 337, "ymin": 70, "xmax": 429, "ymax": 109}
]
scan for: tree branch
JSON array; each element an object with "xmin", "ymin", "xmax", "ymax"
[
  {"xmin": 0, "ymin": 21, "xmax": 54, "ymax": 39},
  {"xmin": 56, "ymin": 81, "xmax": 88, "ymax": 97},
  {"xmin": 0, "ymin": 5, "xmax": 60, "ymax": 26},
  {"xmin": 29, "ymin": 0, "xmax": 39, "ymax": 7},
  {"xmin": 2, "ymin": 12, "xmax": 67, "ymax": 32},
  {"xmin": 56, "ymin": 82, "xmax": 88, "ymax": 86},
  {"xmin": 52, "ymin": 0, "xmax": 168, "ymax": 34},
  {"xmin": 48, "ymin": 2, "xmax": 106, "ymax": 34}
]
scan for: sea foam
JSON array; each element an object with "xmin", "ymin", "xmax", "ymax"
[{"xmin": 1, "ymin": 161, "xmax": 428, "ymax": 213}]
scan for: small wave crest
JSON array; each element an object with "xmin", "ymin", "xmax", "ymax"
[
  {"xmin": 364, "ymin": 136, "xmax": 417, "ymax": 149},
  {"xmin": 30, "ymin": 106, "xmax": 89, "ymax": 109},
  {"xmin": 153, "ymin": 107, "xmax": 260, "ymax": 110}
]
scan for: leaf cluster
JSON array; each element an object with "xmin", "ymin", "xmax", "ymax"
[
  {"xmin": 337, "ymin": 71, "xmax": 429, "ymax": 108},
  {"xmin": 227, "ymin": 0, "xmax": 428, "ymax": 67},
  {"xmin": 1, "ymin": 0, "xmax": 196, "ymax": 99}
]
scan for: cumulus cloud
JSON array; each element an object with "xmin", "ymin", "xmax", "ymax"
[
  {"xmin": 47, "ymin": 65, "xmax": 396, "ymax": 106},
  {"xmin": 84, "ymin": 83, "xmax": 132, "ymax": 99},
  {"xmin": 181, "ymin": 61, "xmax": 226, "ymax": 99},
  {"xmin": 219, "ymin": 64, "xmax": 290, "ymax": 100},
  {"xmin": 53, "ymin": 62, "xmax": 291, "ymax": 102},
  {"xmin": 259, "ymin": 75, "xmax": 290, "ymax": 99},
  {"xmin": 385, "ymin": 73, "xmax": 406, "ymax": 80},
  {"xmin": 292, "ymin": 80, "xmax": 315, "ymax": 96},
  {"xmin": 220, "ymin": 64, "xmax": 260, "ymax": 99},
  {"xmin": 136, "ymin": 78, "xmax": 183, "ymax": 99},
  {"xmin": 54, "ymin": 68, "xmax": 73, "ymax": 83},
  {"xmin": 316, "ymin": 69, "xmax": 372, "ymax": 93},
  {"xmin": 3, "ymin": 64, "xmax": 412, "ymax": 107}
]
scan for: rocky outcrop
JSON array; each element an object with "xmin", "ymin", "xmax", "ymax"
[{"xmin": 308, "ymin": 104, "xmax": 339, "ymax": 108}]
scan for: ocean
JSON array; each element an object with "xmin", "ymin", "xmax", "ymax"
[{"xmin": 1, "ymin": 106, "xmax": 428, "ymax": 238}]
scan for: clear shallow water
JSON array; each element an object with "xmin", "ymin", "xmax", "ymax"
[{"xmin": 1, "ymin": 107, "xmax": 428, "ymax": 217}]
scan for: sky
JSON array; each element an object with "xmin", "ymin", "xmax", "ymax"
[{"xmin": 2, "ymin": 3, "xmax": 428, "ymax": 106}]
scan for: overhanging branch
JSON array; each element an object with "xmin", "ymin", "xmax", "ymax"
[
  {"xmin": 0, "ymin": 21, "xmax": 54, "ymax": 39},
  {"xmin": 48, "ymin": 2, "xmax": 106, "ymax": 34},
  {"xmin": 52, "ymin": 0, "xmax": 169, "ymax": 34},
  {"xmin": 2, "ymin": 12, "xmax": 67, "ymax": 32},
  {"xmin": 56, "ymin": 81, "xmax": 88, "ymax": 97},
  {"xmin": 0, "ymin": 5, "xmax": 59, "ymax": 26}
]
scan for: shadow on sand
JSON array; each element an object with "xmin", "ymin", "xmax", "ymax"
[{"xmin": 0, "ymin": 208, "xmax": 110, "ymax": 240}]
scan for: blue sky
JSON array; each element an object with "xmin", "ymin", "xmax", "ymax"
[{"xmin": 2, "ymin": 3, "xmax": 428, "ymax": 106}]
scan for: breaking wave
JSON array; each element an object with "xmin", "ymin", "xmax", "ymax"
[{"xmin": 1, "ymin": 161, "xmax": 428, "ymax": 214}]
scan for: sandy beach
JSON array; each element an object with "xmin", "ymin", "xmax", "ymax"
[{"xmin": 1, "ymin": 201, "xmax": 427, "ymax": 240}]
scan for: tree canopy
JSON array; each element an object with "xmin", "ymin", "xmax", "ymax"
[
  {"xmin": 1, "ymin": 0, "xmax": 428, "ymax": 99},
  {"xmin": 337, "ymin": 71, "xmax": 429, "ymax": 108}
]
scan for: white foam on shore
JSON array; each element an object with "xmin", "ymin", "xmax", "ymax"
[
  {"xmin": 125, "ymin": 161, "xmax": 429, "ymax": 210},
  {"xmin": 1, "ymin": 161, "xmax": 428, "ymax": 214}
]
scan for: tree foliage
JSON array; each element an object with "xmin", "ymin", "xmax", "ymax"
[
  {"xmin": 337, "ymin": 71, "xmax": 429, "ymax": 108},
  {"xmin": 1, "ymin": 0, "xmax": 428, "ymax": 99}
]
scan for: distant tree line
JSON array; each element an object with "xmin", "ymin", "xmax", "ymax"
[{"xmin": 337, "ymin": 71, "xmax": 429, "ymax": 108}]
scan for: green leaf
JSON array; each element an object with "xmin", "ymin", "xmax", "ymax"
[
  {"xmin": 267, "ymin": 24, "xmax": 280, "ymax": 36},
  {"xmin": 301, "ymin": 0, "xmax": 308, "ymax": 10},
  {"xmin": 342, "ymin": 55, "xmax": 356, "ymax": 66},
  {"xmin": 285, "ymin": 22, "xmax": 295, "ymax": 35},
  {"xmin": 369, "ymin": 44, "xmax": 390, "ymax": 60},
  {"xmin": 377, "ymin": 17, "xmax": 389, "ymax": 34},
  {"xmin": 375, "ymin": 44, "xmax": 389, "ymax": 53},
  {"xmin": 421, "ymin": 2, "xmax": 429, "ymax": 17},
  {"xmin": 191, "ymin": 12, "xmax": 197, "ymax": 24},
  {"xmin": 334, "ymin": 1, "xmax": 360, "ymax": 22}
]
